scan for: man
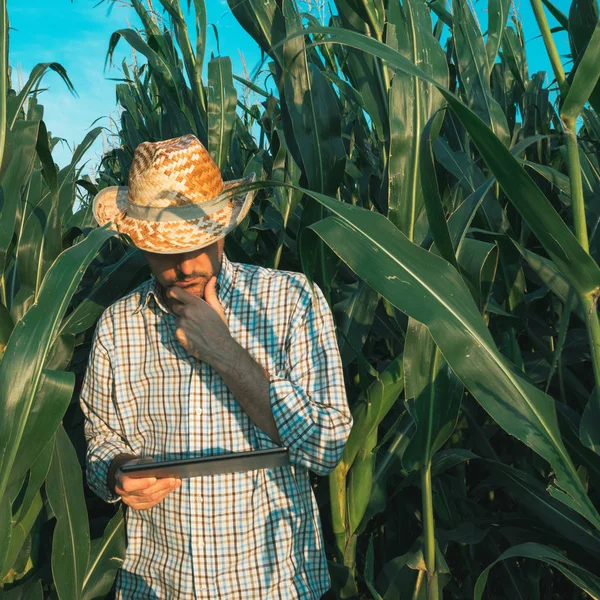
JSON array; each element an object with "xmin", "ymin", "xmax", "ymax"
[{"xmin": 80, "ymin": 134, "xmax": 353, "ymax": 599}]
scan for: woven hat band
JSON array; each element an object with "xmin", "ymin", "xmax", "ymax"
[{"xmin": 126, "ymin": 193, "xmax": 231, "ymax": 222}]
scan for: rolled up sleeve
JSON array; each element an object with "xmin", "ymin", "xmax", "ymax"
[
  {"xmin": 255, "ymin": 277, "xmax": 353, "ymax": 476},
  {"xmin": 79, "ymin": 310, "xmax": 134, "ymax": 503}
]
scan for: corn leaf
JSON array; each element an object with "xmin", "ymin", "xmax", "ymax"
[
  {"xmin": 420, "ymin": 110, "xmax": 457, "ymax": 266},
  {"xmin": 562, "ymin": 21, "xmax": 600, "ymax": 122},
  {"xmin": 402, "ymin": 319, "xmax": 463, "ymax": 471},
  {"xmin": 486, "ymin": 0, "xmax": 511, "ymax": 68},
  {"xmin": 487, "ymin": 460, "xmax": 600, "ymax": 555},
  {"xmin": 208, "ymin": 57, "xmax": 237, "ymax": 172},
  {"xmin": 295, "ymin": 185, "xmax": 600, "ymax": 529},
  {"xmin": 0, "ymin": 577, "xmax": 43, "ymax": 599},
  {"xmin": 0, "ymin": 120, "xmax": 40, "ymax": 285},
  {"xmin": 452, "ymin": 0, "xmax": 510, "ymax": 146},
  {"xmin": 282, "ymin": 1, "xmax": 346, "ymax": 195},
  {"xmin": 298, "ymin": 26, "xmax": 600, "ymax": 296},
  {"xmin": 568, "ymin": 0, "xmax": 600, "ymax": 115},
  {"xmin": 474, "ymin": 542, "xmax": 600, "ymax": 599},
  {"xmin": 6, "ymin": 63, "xmax": 75, "ymax": 131},
  {"xmin": 386, "ymin": 0, "xmax": 447, "ymax": 241},
  {"xmin": 46, "ymin": 425, "xmax": 90, "ymax": 600},
  {"xmin": 81, "ymin": 510, "xmax": 126, "ymax": 600},
  {"xmin": 0, "ymin": 227, "xmax": 117, "ymax": 504},
  {"xmin": 9, "ymin": 369, "xmax": 74, "ymax": 483}
]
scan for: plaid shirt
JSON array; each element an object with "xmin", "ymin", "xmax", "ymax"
[{"xmin": 80, "ymin": 251, "xmax": 353, "ymax": 599}]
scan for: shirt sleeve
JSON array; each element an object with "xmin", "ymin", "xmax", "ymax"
[
  {"xmin": 79, "ymin": 309, "xmax": 135, "ymax": 503},
  {"xmin": 254, "ymin": 276, "xmax": 353, "ymax": 476}
]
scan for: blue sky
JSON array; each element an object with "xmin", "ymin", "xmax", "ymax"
[{"xmin": 8, "ymin": 0, "xmax": 572, "ymax": 174}]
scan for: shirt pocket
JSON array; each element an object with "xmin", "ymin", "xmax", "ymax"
[{"xmin": 117, "ymin": 356, "xmax": 193, "ymax": 459}]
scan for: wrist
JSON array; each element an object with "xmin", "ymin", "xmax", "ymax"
[{"xmin": 107, "ymin": 453, "xmax": 139, "ymax": 494}]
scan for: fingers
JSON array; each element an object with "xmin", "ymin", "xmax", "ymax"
[
  {"xmin": 119, "ymin": 478, "xmax": 182, "ymax": 511},
  {"xmin": 167, "ymin": 286, "xmax": 197, "ymax": 304},
  {"xmin": 116, "ymin": 474, "xmax": 156, "ymax": 493},
  {"xmin": 117, "ymin": 475, "xmax": 178, "ymax": 496},
  {"xmin": 174, "ymin": 327, "xmax": 188, "ymax": 346}
]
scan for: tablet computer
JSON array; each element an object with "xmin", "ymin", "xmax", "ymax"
[{"xmin": 118, "ymin": 447, "xmax": 290, "ymax": 479}]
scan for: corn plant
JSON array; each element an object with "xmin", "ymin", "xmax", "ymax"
[{"xmin": 0, "ymin": 2, "xmax": 153, "ymax": 596}]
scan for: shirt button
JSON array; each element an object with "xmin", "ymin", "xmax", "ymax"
[
  {"xmin": 195, "ymin": 409, "xmax": 203, "ymax": 416},
  {"xmin": 201, "ymin": 587, "xmax": 208, "ymax": 592},
  {"xmin": 196, "ymin": 494, "xmax": 203, "ymax": 502},
  {"xmin": 198, "ymin": 540, "xmax": 204, "ymax": 548}
]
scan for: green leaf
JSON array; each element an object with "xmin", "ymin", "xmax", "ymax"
[
  {"xmin": 0, "ymin": 486, "xmax": 10, "ymax": 579},
  {"xmin": 0, "ymin": 0, "xmax": 6, "ymax": 172},
  {"xmin": 334, "ymin": 280, "xmax": 380, "ymax": 367},
  {"xmin": 81, "ymin": 510, "xmax": 126, "ymax": 600},
  {"xmin": 365, "ymin": 535, "xmax": 385, "ymax": 600},
  {"xmin": 6, "ymin": 63, "xmax": 76, "ymax": 131},
  {"xmin": 57, "ymin": 127, "xmax": 103, "ymax": 215},
  {"xmin": 0, "ymin": 227, "xmax": 118, "ymax": 503},
  {"xmin": 224, "ymin": 0, "xmax": 284, "ymax": 64},
  {"xmin": 386, "ymin": 0, "xmax": 447, "ymax": 240},
  {"xmin": 486, "ymin": 0, "xmax": 511, "ymax": 67},
  {"xmin": 281, "ymin": 2, "xmax": 346, "ymax": 194},
  {"xmin": 0, "ymin": 577, "xmax": 43, "ymax": 599},
  {"xmin": 293, "ymin": 185, "xmax": 600, "ymax": 529},
  {"xmin": 347, "ymin": 425, "xmax": 377, "ymax": 533},
  {"xmin": 60, "ymin": 249, "xmax": 148, "ymax": 336},
  {"xmin": 329, "ymin": 4, "xmax": 388, "ymax": 139},
  {"xmin": 46, "ymin": 426, "xmax": 90, "ymax": 600},
  {"xmin": 0, "ymin": 120, "xmax": 40, "ymax": 286},
  {"xmin": 2, "ymin": 491, "xmax": 43, "ymax": 578},
  {"xmin": 456, "ymin": 238, "xmax": 499, "ymax": 310},
  {"xmin": 294, "ymin": 25, "xmax": 600, "ymax": 296},
  {"xmin": 10, "ymin": 369, "xmax": 74, "ymax": 482},
  {"xmin": 568, "ymin": 0, "xmax": 600, "ymax": 114},
  {"xmin": 208, "ymin": 57, "xmax": 237, "ymax": 172},
  {"xmin": 340, "ymin": 354, "xmax": 404, "ymax": 471},
  {"xmin": 0, "ymin": 300, "xmax": 13, "ymax": 356},
  {"xmin": 562, "ymin": 21, "xmax": 600, "ymax": 121},
  {"xmin": 402, "ymin": 319, "xmax": 463, "ymax": 471},
  {"xmin": 452, "ymin": 0, "xmax": 510, "ymax": 146},
  {"xmin": 487, "ymin": 460, "xmax": 600, "ymax": 555},
  {"xmin": 11, "ymin": 437, "xmax": 54, "ymax": 524},
  {"xmin": 542, "ymin": 0, "xmax": 569, "ymax": 29},
  {"xmin": 419, "ymin": 110, "xmax": 457, "ymax": 267},
  {"xmin": 474, "ymin": 542, "xmax": 600, "ymax": 599}
]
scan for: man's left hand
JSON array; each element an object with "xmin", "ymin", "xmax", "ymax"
[{"xmin": 168, "ymin": 276, "xmax": 234, "ymax": 365}]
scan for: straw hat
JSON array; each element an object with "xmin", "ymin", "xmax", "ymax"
[{"xmin": 93, "ymin": 134, "xmax": 256, "ymax": 254}]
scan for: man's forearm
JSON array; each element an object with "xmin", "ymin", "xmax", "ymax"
[{"xmin": 211, "ymin": 339, "xmax": 282, "ymax": 445}]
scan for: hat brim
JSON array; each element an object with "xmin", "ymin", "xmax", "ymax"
[{"xmin": 92, "ymin": 174, "xmax": 257, "ymax": 254}]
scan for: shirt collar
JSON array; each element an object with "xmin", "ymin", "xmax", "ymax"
[{"xmin": 134, "ymin": 250, "xmax": 236, "ymax": 316}]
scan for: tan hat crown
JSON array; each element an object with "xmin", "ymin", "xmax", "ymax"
[
  {"xmin": 128, "ymin": 134, "xmax": 224, "ymax": 209},
  {"xmin": 92, "ymin": 133, "xmax": 257, "ymax": 254}
]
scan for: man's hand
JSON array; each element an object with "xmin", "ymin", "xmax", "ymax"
[
  {"xmin": 168, "ymin": 276, "xmax": 235, "ymax": 365},
  {"xmin": 115, "ymin": 459, "xmax": 182, "ymax": 511}
]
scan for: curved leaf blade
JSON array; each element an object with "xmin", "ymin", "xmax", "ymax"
[
  {"xmin": 46, "ymin": 426, "xmax": 90, "ymax": 600},
  {"xmin": 0, "ymin": 227, "xmax": 118, "ymax": 503},
  {"xmin": 474, "ymin": 542, "xmax": 600, "ymax": 599}
]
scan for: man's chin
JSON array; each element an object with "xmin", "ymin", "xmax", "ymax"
[{"xmin": 171, "ymin": 281, "xmax": 205, "ymax": 297}]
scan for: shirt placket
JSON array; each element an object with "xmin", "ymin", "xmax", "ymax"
[{"xmin": 189, "ymin": 358, "xmax": 214, "ymax": 598}]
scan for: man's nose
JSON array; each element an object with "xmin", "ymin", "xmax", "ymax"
[{"xmin": 176, "ymin": 253, "xmax": 200, "ymax": 276}]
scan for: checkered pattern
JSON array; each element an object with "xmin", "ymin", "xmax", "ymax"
[{"xmin": 80, "ymin": 251, "xmax": 353, "ymax": 599}]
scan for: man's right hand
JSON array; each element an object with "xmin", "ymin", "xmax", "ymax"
[{"xmin": 113, "ymin": 458, "xmax": 182, "ymax": 511}]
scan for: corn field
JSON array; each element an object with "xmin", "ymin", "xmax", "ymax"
[{"xmin": 1, "ymin": 0, "xmax": 600, "ymax": 597}]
